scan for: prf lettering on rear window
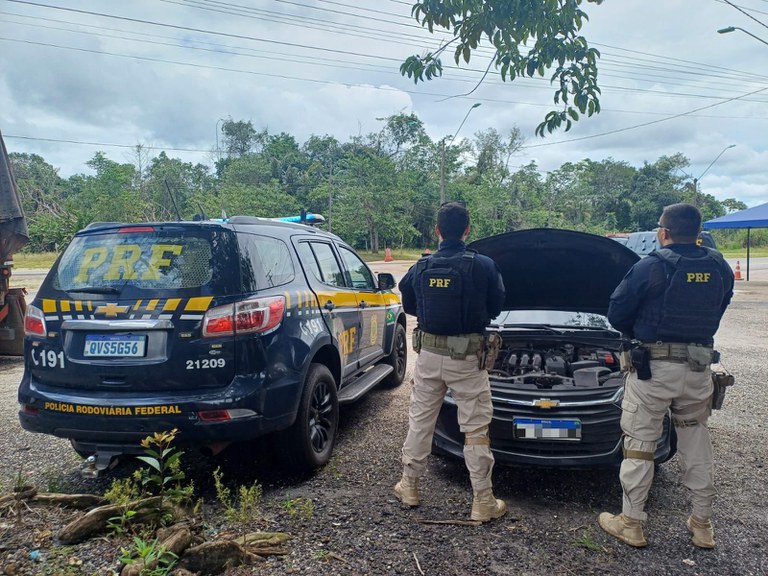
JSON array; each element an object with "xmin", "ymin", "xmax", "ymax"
[
  {"xmin": 686, "ymin": 272, "xmax": 711, "ymax": 283},
  {"xmin": 75, "ymin": 244, "xmax": 183, "ymax": 283},
  {"xmin": 428, "ymin": 278, "xmax": 451, "ymax": 288}
]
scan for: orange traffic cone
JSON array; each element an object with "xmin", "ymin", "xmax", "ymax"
[
  {"xmin": 384, "ymin": 247, "xmax": 393, "ymax": 262},
  {"xmin": 734, "ymin": 260, "xmax": 743, "ymax": 281}
]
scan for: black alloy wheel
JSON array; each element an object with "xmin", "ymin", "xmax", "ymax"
[
  {"xmin": 281, "ymin": 363, "xmax": 339, "ymax": 472},
  {"xmin": 381, "ymin": 322, "xmax": 407, "ymax": 388}
]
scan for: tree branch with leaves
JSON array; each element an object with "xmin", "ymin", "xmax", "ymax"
[{"xmin": 400, "ymin": 0, "xmax": 604, "ymax": 136}]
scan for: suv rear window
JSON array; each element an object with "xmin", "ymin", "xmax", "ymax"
[
  {"xmin": 238, "ymin": 233, "xmax": 295, "ymax": 290},
  {"xmin": 54, "ymin": 229, "xmax": 217, "ymax": 292}
]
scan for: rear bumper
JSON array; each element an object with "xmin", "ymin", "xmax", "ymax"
[{"xmin": 17, "ymin": 370, "xmax": 303, "ymax": 450}]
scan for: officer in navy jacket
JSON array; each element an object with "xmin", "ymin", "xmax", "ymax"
[
  {"xmin": 599, "ymin": 203, "xmax": 734, "ymax": 549},
  {"xmin": 394, "ymin": 201, "xmax": 507, "ymax": 522}
]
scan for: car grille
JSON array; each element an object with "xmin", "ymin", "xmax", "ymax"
[{"xmin": 491, "ymin": 384, "xmax": 623, "ymax": 457}]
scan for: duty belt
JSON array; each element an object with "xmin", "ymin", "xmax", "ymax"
[
  {"xmin": 642, "ymin": 342, "xmax": 712, "ymax": 362},
  {"xmin": 420, "ymin": 332, "xmax": 484, "ymax": 357}
]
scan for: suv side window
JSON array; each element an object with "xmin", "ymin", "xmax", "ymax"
[
  {"xmin": 300, "ymin": 242, "xmax": 345, "ymax": 287},
  {"xmin": 339, "ymin": 246, "xmax": 375, "ymax": 290},
  {"xmin": 238, "ymin": 233, "xmax": 295, "ymax": 291}
]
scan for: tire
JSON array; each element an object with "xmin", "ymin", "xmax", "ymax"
[
  {"xmin": 381, "ymin": 322, "xmax": 407, "ymax": 388},
  {"xmin": 281, "ymin": 363, "xmax": 339, "ymax": 472}
]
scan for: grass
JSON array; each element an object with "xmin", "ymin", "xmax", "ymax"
[
  {"xmin": 12, "ymin": 252, "xmax": 58, "ymax": 269},
  {"xmin": 11, "ymin": 245, "xmax": 768, "ymax": 270},
  {"xmin": 719, "ymin": 248, "xmax": 768, "ymax": 259},
  {"xmin": 357, "ymin": 248, "xmax": 426, "ymax": 262}
]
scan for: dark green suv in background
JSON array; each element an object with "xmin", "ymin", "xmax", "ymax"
[{"xmin": 18, "ymin": 216, "xmax": 407, "ymax": 474}]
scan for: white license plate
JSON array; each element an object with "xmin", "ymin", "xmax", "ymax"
[
  {"xmin": 513, "ymin": 418, "xmax": 582, "ymax": 441},
  {"xmin": 84, "ymin": 335, "xmax": 146, "ymax": 358}
]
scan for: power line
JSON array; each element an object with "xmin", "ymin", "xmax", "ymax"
[
  {"xmin": 522, "ymin": 85, "xmax": 768, "ymax": 149},
  {"xmin": 4, "ymin": 133, "xmax": 212, "ymax": 152},
  {"xmin": 7, "ymin": 0, "xmax": 768, "ymax": 104},
  {"xmin": 4, "ymin": 10, "xmax": 768, "ymax": 106}
]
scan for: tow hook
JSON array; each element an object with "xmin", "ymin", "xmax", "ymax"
[{"xmin": 80, "ymin": 451, "xmax": 121, "ymax": 478}]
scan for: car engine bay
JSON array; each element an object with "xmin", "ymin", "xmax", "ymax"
[{"xmin": 488, "ymin": 340, "xmax": 625, "ymax": 390}]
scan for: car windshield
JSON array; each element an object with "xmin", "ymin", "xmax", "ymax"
[{"xmin": 491, "ymin": 310, "xmax": 612, "ymax": 329}]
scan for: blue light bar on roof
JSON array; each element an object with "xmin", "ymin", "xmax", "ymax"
[{"xmin": 273, "ymin": 213, "xmax": 326, "ymax": 225}]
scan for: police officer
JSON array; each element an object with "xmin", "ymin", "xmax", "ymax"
[
  {"xmin": 599, "ymin": 203, "xmax": 734, "ymax": 548},
  {"xmin": 394, "ymin": 201, "xmax": 507, "ymax": 522}
]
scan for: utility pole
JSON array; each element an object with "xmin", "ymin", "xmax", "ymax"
[{"xmin": 693, "ymin": 144, "xmax": 736, "ymax": 207}]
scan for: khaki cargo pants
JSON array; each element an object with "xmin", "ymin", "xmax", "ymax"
[
  {"xmin": 620, "ymin": 360, "xmax": 715, "ymax": 521},
  {"xmin": 401, "ymin": 349, "xmax": 495, "ymax": 491}
]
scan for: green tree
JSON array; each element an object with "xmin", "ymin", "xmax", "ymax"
[
  {"xmin": 400, "ymin": 0, "xmax": 605, "ymax": 135},
  {"xmin": 143, "ymin": 152, "xmax": 215, "ymax": 221}
]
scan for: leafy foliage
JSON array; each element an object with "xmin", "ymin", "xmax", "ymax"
[
  {"xmin": 399, "ymin": 0, "xmax": 605, "ymax": 135},
  {"xmin": 8, "ymin": 113, "xmax": 749, "ymax": 257}
]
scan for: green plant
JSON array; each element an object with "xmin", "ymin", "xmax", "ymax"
[
  {"xmin": 9, "ymin": 465, "xmax": 30, "ymax": 525},
  {"xmin": 212, "ymin": 467, "xmax": 263, "ymax": 524},
  {"xmin": 104, "ymin": 469, "xmax": 145, "ymax": 535},
  {"xmin": 105, "ymin": 471, "xmax": 144, "ymax": 505},
  {"xmin": 119, "ymin": 536, "xmax": 178, "ymax": 576},
  {"xmin": 575, "ymin": 530, "xmax": 603, "ymax": 552},
  {"xmin": 137, "ymin": 429, "xmax": 193, "ymax": 505},
  {"xmin": 107, "ymin": 509, "xmax": 138, "ymax": 537},
  {"xmin": 280, "ymin": 497, "xmax": 313, "ymax": 519}
]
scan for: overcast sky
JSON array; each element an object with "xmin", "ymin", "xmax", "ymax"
[{"xmin": 1, "ymin": 0, "xmax": 767, "ymax": 207}]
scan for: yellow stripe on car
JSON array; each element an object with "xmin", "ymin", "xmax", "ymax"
[{"xmin": 185, "ymin": 296, "xmax": 213, "ymax": 311}]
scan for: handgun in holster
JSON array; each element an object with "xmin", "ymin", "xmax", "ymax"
[
  {"xmin": 630, "ymin": 347, "xmax": 652, "ymax": 380},
  {"xmin": 479, "ymin": 332, "xmax": 502, "ymax": 371},
  {"xmin": 711, "ymin": 363, "xmax": 735, "ymax": 410},
  {"xmin": 412, "ymin": 328, "xmax": 422, "ymax": 354}
]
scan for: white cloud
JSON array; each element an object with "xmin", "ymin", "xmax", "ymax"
[{"xmin": 1, "ymin": 0, "xmax": 766, "ymax": 206}]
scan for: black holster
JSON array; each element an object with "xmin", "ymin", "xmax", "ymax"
[
  {"xmin": 711, "ymin": 368, "xmax": 735, "ymax": 410},
  {"xmin": 631, "ymin": 347, "xmax": 652, "ymax": 380}
]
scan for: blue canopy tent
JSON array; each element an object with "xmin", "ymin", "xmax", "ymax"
[{"xmin": 703, "ymin": 201, "xmax": 768, "ymax": 281}]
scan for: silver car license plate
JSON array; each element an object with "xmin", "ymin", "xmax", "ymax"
[
  {"xmin": 513, "ymin": 418, "xmax": 582, "ymax": 441},
  {"xmin": 84, "ymin": 334, "xmax": 146, "ymax": 358}
]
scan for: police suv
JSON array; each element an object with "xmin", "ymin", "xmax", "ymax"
[{"xmin": 18, "ymin": 216, "xmax": 407, "ymax": 473}]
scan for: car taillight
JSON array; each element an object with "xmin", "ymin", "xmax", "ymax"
[
  {"xmin": 202, "ymin": 296, "xmax": 285, "ymax": 338},
  {"xmin": 202, "ymin": 303, "xmax": 235, "ymax": 337},
  {"xmin": 24, "ymin": 305, "xmax": 46, "ymax": 337}
]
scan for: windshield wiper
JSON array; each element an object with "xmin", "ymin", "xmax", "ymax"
[
  {"xmin": 67, "ymin": 286, "xmax": 121, "ymax": 294},
  {"xmin": 498, "ymin": 323, "xmax": 565, "ymax": 332}
]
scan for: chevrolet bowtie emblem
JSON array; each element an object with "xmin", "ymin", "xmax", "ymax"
[
  {"xmin": 95, "ymin": 303, "xmax": 129, "ymax": 317},
  {"xmin": 533, "ymin": 398, "xmax": 560, "ymax": 409}
]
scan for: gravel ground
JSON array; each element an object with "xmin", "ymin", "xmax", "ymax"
[{"xmin": 1, "ymin": 279, "xmax": 767, "ymax": 576}]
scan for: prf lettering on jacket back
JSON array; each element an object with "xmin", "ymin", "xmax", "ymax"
[
  {"xmin": 686, "ymin": 272, "xmax": 712, "ymax": 283},
  {"xmin": 75, "ymin": 244, "xmax": 184, "ymax": 283},
  {"xmin": 429, "ymin": 278, "xmax": 452, "ymax": 288}
]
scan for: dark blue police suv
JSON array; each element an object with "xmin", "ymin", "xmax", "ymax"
[{"xmin": 18, "ymin": 216, "xmax": 407, "ymax": 473}]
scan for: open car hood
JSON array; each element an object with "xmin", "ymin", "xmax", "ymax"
[{"xmin": 469, "ymin": 228, "xmax": 640, "ymax": 315}]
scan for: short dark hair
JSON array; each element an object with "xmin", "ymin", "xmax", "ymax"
[
  {"xmin": 437, "ymin": 202, "xmax": 469, "ymax": 241},
  {"xmin": 659, "ymin": 203, "xmax": 702, "ymax": 241}
]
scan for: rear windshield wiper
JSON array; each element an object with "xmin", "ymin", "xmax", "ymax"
[{"xmin": 66, "ymin": 286, "xmax": 121, "ymax": 294}]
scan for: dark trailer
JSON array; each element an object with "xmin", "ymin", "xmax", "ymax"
[{"xmin": 0, "ymin": 129, "xmax": 28, "ymax": 355}]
